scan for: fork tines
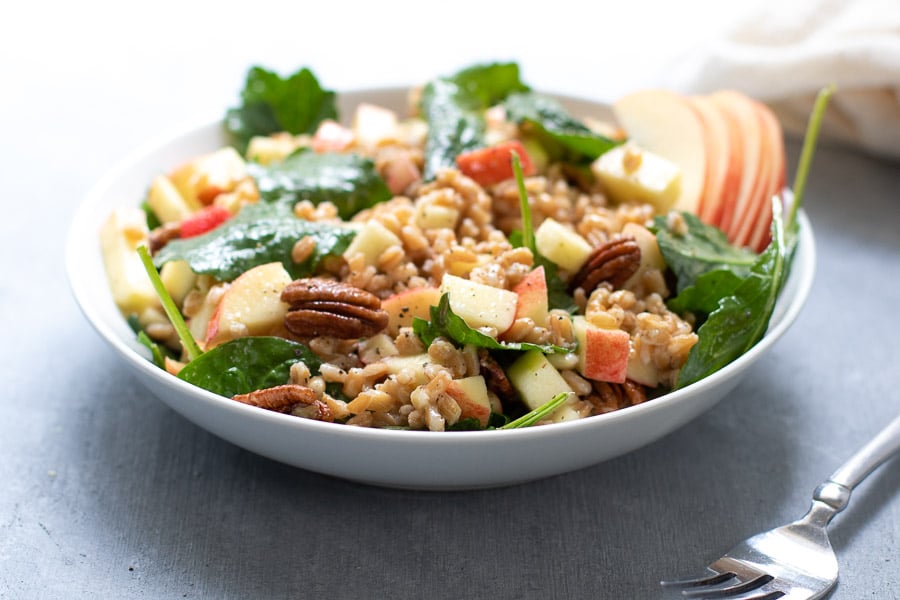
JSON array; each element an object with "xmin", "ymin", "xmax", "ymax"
[{"xmin": 660, "ymin": 571, "xmax": 785, "ymax": 599}]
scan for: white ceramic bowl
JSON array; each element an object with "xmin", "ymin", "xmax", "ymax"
[{"xmin": 67, "ymin": 89, "xmax": 816, "ymax": 490}]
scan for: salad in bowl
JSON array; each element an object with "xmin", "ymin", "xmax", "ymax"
[{"xmin": 94, "ymin": 62, "xmax": 826, "ymax": 435}]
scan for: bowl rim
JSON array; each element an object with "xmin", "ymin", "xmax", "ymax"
[{"xmin": 66, "ymin": 89, "xmax": 817, "ymax": 449}]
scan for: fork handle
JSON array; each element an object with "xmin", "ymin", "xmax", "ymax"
[{"xmin": 814, "ymin": 413, "xmax": 900, "ymax": 511}]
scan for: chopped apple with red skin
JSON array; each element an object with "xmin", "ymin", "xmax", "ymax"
[
  {"xmin": 439, "ymin": 274, "xmax": 518, "ymax": 333},
  {"xmin": 613, "ymin": 90, "xmax": 707, "ymax": 215},
  {"xmin": 512, "ymin": 266, "xmax": 549, "ymax": 324},
  {"xmin": 621, "ymin": 223, "xmax": 666, "ymax": 291},
  {"xmin": 506, "ymin": 351, "xmax": 575, "ymax": 411},
  {"xmin": 572, "ymin": 316, "xmax": 630, "ymax": 384},
  {"xmin": 381, "ymin": 286, "xmax": 442, "ymax": 336},
  {"xmin": 204, "ymin": 262, "xmax": 293, "ymax": 349},
  {"xmin": 445, "ymin": 376, "xmax": 492, "ymax": 427},
  {"xmin": 534, "ymin": 218, "xmax": 593, "ymax": 273}
]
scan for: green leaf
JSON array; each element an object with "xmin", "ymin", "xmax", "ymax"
[
  {"xmin": 412, "ymin": 293, "xmax": 570, "ymax": 354},
  {"xmin": 225, "ymin": 66, "xmax": 337, "ymax": 153},
  {"xmin": 652, "ymin": 211, "xmax": 758, "ymax": 296},
  {"xmin": 419, "ymin": 62, "xmax": 529, "ymax": 180},
  {"xmin": 178, "ymin": 336, "xmax": 322, "ymax": 397},
  {"xmin": 249, "ymin": 150, "xmax": 392, "ymax": 220},
  {"xmin": 503, "ymin": 92, "xmax": 619, "ymax": 162},
  {"xmin": 675, "ymin": 200, "xmax": 787, "ymax": 388},
  {"xmin": 153, "ymin": 202, "xmax": 355, "ymax": 282}
]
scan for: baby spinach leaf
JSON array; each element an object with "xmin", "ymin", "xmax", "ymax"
[
  {"xmin": 651, "ymin": 212, "xmax": 758, "ymax": 295},
  {"xmin": 419, "ymin": 62, "xmax": 529, "ymax": 180},
  {"xmin": 178, "ymin": 336, "xmax": 321, "ymax": 397},
  {"xmin": 153, "ymin": 202, "xmax": 355, "ymax": 282},
  {"xmin": 249, "ymin": 150, "xmax": 392, "ymax": 220},
  {"xmin": 412, "ymin": 294, "xmax": 570, "ymax": 354},
  {"xmin": 675, "ymin": 200, "xmax": 787, "ymax": 388},
  {"xmin": 503, "ymin": 92, "xmax": 619, "ymax": 162},
  {"xmin": 501, "ymin": 392, "xmax": 569, "ymax": 429},
  {"xmin": 225, "ymin": 66, "xmax": 337, "ymax": 153}
]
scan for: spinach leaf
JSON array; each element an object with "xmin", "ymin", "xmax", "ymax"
[
  {"xmin": 127, "ymin": 315, "xmax": 171, "ymax": 368},
  {"xmin": 412, "ymin": 294, "xmax": 570, "ymax": 354},
  {"xmin": 153, "ymin": 202, "xmax": 355, "ymax": 282},
  {"xmin": 503, "ymin": 92, "xmax": 619, "ymax": 162},
  {"xmin": 249, "ymin": 150, "xmax": 392, "ymax": 220},
  {"xmin": 178, "ymin": 336, "xmax": 321, "ymax": 397},
  {"xmin": 652, "ymin": 212, "xmax": 758, "ymax": 296},
  {"xmin": 419, "ymin": 62, "xmax": 529, "ymax": 180},
  {"xmin": 225, "ymin": 66, "xmax": 337, "ymax": 153},
  {"xmin": 675, "ymin": 200, "xmax": 787, "ymax": 388}
]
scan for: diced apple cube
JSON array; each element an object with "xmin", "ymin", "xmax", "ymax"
[
  {"xmin": 535, "ymin": 218, "xmax": 594, "ymax": 273},
  {"xmin": 159, "ymin": 260, "xmax": 197, "ymax": 307},
  {"xmin": 352, "ymin": 103, "xmax": 399, "ymax": 148},
  {"xmin": 512, "ymin": 266, "xmax": 549, "ymax": 325},
  {"xmin": 445, "ymin": 376, "xmax": 492, "ymax": 427},
  {"xmin": 621, "ymin": 222, "xmax": 667, "ymax": 290},
  {"xmin": 246, "ymin": 134, "xmax": 305, "ymax": 165},
  {"xmin": 439, "ymin": 274, "xmax": 518, "ymax": 333},
  {"xmin": 146, "ymin": 175, "xmax": 192, "ymax": 224},
  {"xmin": 169, "ymin": 147, "xmax": 247, "ymax": 208},
  {"xmin": 381, "ymin": 286, "xmax": 442, "ymax": 336},
  {"xmin": 506, "ymin": 350, "xmax": 575, "ymax": 411},
  {"xmin": 343, "ymin": 220, "xmax": 401, "ymax": 267},
  {"xmin": 572, "ymin": 316, "xmax": 630, "ymax": 383},
  {"xmin": 415, "ymin": 202, "xmax": 459, "ymax": 230},
  {"xmin": 592, "ymin": 143, "xmax": 682, "ymax": 211},
  {"xmin": 381, "ymin": 354, "xmax": 431, "ymax": 387},
  {"xmin": 99, "ymin": 207, "xmax": 158, "ymax": 316},
  {"xmin": 204, "ymin": 262, "xmax": 293, "ymax": 349}
]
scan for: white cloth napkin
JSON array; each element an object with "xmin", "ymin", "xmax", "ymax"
[{"xmin": 663, "ymin": 0, "xmax": 900, "ymax": 161}]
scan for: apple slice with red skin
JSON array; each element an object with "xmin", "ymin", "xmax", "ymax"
[
  {"xmin": 690, "ymin": 95, "xmax": 743, "ymax": 228},
  {"xmin": 613, "ymin": 90, "xmax": 707, "ymax": 216},
  {"xmin": 707, "ymin": 92, "xmax": 758, "ymax": 238},
  {"xmin": 747, "ymin": 103, "xmax": 788, "ymax": 252}
]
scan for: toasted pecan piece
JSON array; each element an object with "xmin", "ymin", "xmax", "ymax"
[
  {"xmin": 281, "ymin": 278, "xmax": 388, "ymax": 339},
  {"xmin": 587, "ymin": 380, "xmax": 648, "ymax": 415},
  {"xmin": 233, "ymin": 384, "xmax": 333, "ymax": 421},
  {"xmin": 569, "ymin": 236, "xmax": 641, "ymax": 293}
]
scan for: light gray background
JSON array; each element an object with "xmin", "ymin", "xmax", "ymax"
[{"xmin": 3, "ymin": 2, "xmax": 898, "ymax": 598}]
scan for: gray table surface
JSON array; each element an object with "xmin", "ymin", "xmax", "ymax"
[{"xmin": 3, "ymin": 11, "xmax": 900, "ymax": 598}]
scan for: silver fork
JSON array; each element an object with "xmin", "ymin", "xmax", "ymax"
[{"xmin": 661, "ymin": 413, "xmax": 900, "ymax": 599}]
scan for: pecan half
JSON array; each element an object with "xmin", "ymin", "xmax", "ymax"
[
  {"xmin": 282, "ymin": 278, "xmax": 388, "ymax": 339},
  {"xmin": 233, "ymin": 384, "xmax": 333, "ymax": 421},
  {"xmin": 478, "ymin": 350, "xmax": 517, "ymax": 404},
  {"xmin": 568, "ymin": 236, "xmax": 641, "ymax": 293},
  {"xmin": 587, "ymin": 380, "xmax": 648, "ymax": 414}
]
